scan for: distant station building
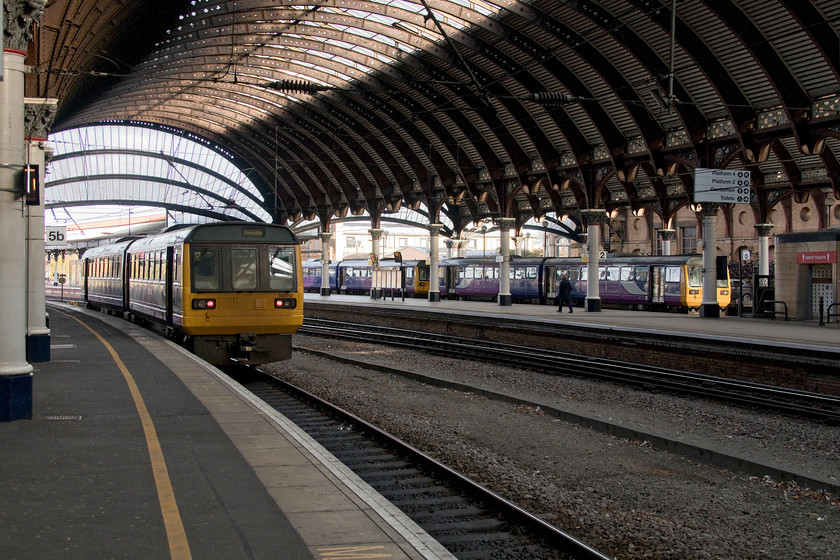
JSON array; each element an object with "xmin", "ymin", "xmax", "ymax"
[{"xmin": 775, "ymin": 231, "xmax": 840, "ymax": 320}]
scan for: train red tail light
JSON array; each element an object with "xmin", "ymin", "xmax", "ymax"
[
  {"xmin": 192, "ymin": 298, "xmax": 216, "ymax": 310},
  {"xmin": 274, "ymin": 298, "xmax": 297, "ymax": 309}
]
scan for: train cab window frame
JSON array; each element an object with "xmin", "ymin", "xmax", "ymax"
[
  {"xmin": 192, "ymin": 248, "xmax": 221, "ymax": 291},
  {"xmin": 268, "ymin": 246, "xmax": 296, "ymax": 293},
  {"xmin": 231, "ymin": 247, "xmax": 258, "ymax": 290},
  {"xmin": 687, "ymin": 265, "xmax": 703, "ymax": 287}
]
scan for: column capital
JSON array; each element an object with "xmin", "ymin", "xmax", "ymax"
[
  {"xmin": 319, "ymin": 232, "xmax": 333, "ymax": 241},
  {"xmin": 24, "ymin": 98, "xmax": 59, "ymax": 141},
  {"xmin": 3, "ymin": 0, "xmax": 47, "ymax": 51},
  {"xmin": 368, "ymin": 228, "xmax": 384, "ymax": 240},
  {"xmin": 754, "ymin": 223, "xmax": 774, "ymax": 237},
  {"xmin": 495, "ymin": 217, "xmax": 515, "ymax": 229},
  {"xmin": 428, "ymin": 223, "xmax": 443, "ymax": 235},
  {"xmin": 658, "ymin": 228, "xmax": 676, "ymax": 240},
  {"xmin": 580, "ymin": 208, "xmax": 607, "ymax": 226},
  {"xmin": 698, "ymin": 202, "xmax": 720, "ymax": 216}
]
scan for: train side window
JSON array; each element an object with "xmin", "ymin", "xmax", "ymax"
[
  {"xmin": 268, "ymin": 246, "xmax": 296, "ymax": 292},
  {"xmin": 464, "ymin": 267, "xmax": 474, "ymax": 279},
  {"xmin": 192, "ymin": 248, "xmax": 220, "ymax": 291},
  {"xmin": 606, "ymin": 266, "xmax": 620, "ymax": 282},
  {"xmin": 492, "ymin": 267, "xmax": 499, "ymax": 279},
  {"xmin": 173, "ymin": 248, "xmax": 181, "ymax": 284},
  {"xmin": 514, "ymin": 267, "xmax": 524, "ymax": 279},
  {"xmin": 634, "ymin": 266, "xmax": 648, "ymax": 282},
  {"xmin": 599, "ymin": 266, "xmax": 607, "ymax": 281},
  {"xmin": 231, "ymin": 248, "xmax": 258, "ymax": 290},
  {"xmin": 527, "ymin": 266, "xmax": 537, "ymax": 279},
  {"xmin": 620, "ymin": 267, "xmax": 633, "ymax": 282},
  {"xmin": 665, "ymin": 266, "xmax": 681, "ymax": 283}
]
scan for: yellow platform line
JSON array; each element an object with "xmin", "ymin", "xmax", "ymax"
[
  {"xmin": 316, "ymin": 544, "xmax": 391, "ymax": 558},
  {"xmin": 62, "ymin": 311, "xmax": 192, "ymax": 560}
]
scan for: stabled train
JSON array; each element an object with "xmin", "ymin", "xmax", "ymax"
[
  {"xmin": 82, "ymin": 222, "xmax": 304, "ymax": 366},
  {"xmin": 304, "ymin": 254, "xmax": 730, "ymax": 311}
]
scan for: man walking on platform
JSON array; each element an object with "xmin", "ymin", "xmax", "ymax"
[{"xmin": 557, "ymin": 273, "xmax": 573, "ymax": 313}]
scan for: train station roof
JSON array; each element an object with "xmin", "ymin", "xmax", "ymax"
[{"xmin": 20, "ymin": 0, "xmax": 840, "ymax": 234}]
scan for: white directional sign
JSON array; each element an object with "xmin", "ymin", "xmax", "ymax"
[
  {"xmin": 45, "ymin": 226, "xmax": 68, "ymax": 247},
  {"xmin": 694, "ymin": 168, "xmax": 751, "ymax": 204}
]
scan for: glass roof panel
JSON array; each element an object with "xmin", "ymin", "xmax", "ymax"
[{"xmin": 46, "ymin": 124, "xmax": 272, "ymax": 228}]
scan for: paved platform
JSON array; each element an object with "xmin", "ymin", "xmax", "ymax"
[
  {"xmin": 0, "ymin": 303, "xmax": 454, "ymax": 560},
  {"xmin": 304, "ymin": 293, "xmax": 840, "ymax": 353}
]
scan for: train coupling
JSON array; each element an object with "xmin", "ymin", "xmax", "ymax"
[{"xmin": 238, "ymin": 332, "xmax": 257, "ymax": 353}]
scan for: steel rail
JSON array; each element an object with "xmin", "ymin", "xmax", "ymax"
[
  {"xmin": 299, "ymin": 319, "xmax": 840, "ymax": 424},
  {"xmin": 238, "ymin": 366, "xmax": 613, "ymax": 560}
]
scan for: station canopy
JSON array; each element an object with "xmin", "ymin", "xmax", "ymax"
[{"xmin": 25, "ymin": 0, "xmax": 840, "ymax": 237}]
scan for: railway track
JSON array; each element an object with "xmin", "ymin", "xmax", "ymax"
[
  {"xmin": 299, "ymin": 318, "xmax": 840, "ymax": 425},
  {"xmin": 228, "ymin": 366, "xmax": 611, "ymax": 560}
]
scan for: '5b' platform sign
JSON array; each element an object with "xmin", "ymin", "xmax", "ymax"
[{"xmin": 45, "ymin": 226, "xmax": 68, "ymax": 247}]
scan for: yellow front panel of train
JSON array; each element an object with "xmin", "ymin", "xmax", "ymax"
[
  {"xmin": 180, "ymin": 291, "xmax": 303, "ymax": 335},
  {"xmin": 178, "ymin": 241, "xmax": 303, "ymax": 336}
]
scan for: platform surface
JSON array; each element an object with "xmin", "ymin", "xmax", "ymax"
[
  {"xmin": 0, "ymin": 303, "xmax": 454, "ymax": 560},
  {"xmin": 305, "ymin": 292, "xmax": 840, "ymax": 352}
]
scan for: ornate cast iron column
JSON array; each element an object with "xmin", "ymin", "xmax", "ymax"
[
  {"xmin": 699, "ymin": 203, "xmax": 721, "ymax": 318},
  {"xmin": 319, "ymin": 232, "xmax": 332, "ymax": 296},
  {"xmin": 581, "ymin": 209, "xmax": 607, "ymax": 312},
  {"xmin": 754, "ymin": 223, "xmax": 773, "ymax": 277},
  {"xmin": 25, "ymin": 97, "xmax": 57, "ymax": 363},
  {"xmin": 428, "ymin": 224, "xmax": 442, "ymax": 302}
]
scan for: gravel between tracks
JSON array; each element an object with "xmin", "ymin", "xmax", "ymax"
[{"xmin": 263, "ymin": 335, "xmax": 839, "ymax": 560}]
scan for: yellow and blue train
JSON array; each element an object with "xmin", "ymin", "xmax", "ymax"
[{"xmin": 82, "ymin": 222, "xmax": 303, "ymax": 366}]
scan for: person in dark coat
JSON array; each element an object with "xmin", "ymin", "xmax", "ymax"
[{"xmin": 557, "ymin": 273, "xmax": 573, "ymax": 313}]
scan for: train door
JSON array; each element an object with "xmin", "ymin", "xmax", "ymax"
[
  {"xmin": 123, "ymin": 254, "xmax": 132, "ymax": 309},
  {"xmin": 650, "ymin": 266, "xmax": 665, "ymax": 304},
  {"xmin": 165, "ymin": 246, "xmax": 174, "ymax": 325}
]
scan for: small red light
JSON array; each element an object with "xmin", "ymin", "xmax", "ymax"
[
  {"xmin": 274, "ymin": 299, "xmax": 284, "ymax": 308},
  {"xmin": 206, "ymin": 299, "xmax": 215, "ymax": 308}
]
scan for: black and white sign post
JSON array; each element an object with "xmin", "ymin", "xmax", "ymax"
[{"xmin": 694, "ymin": 168, "xmax": 752, "ymax": 318}]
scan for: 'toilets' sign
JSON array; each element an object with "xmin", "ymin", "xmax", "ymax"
[{"xmin": 694, "ymin": 168, "xmax": 751, "ymax": 204}]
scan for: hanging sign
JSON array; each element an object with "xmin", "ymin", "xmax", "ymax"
[{"xmin": 694, "ymin": 168, "xmax": 751, "ymax": 203}]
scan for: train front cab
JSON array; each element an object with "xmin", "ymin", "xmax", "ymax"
[{"xmin": 178, "ymin": 227, "xmax": 304, "ymax": 366}]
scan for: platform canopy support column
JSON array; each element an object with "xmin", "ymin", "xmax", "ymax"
[
  {"xmin": 497, "ymin": 218, "xmax": 514, "ymax": 306},
  {"xmin": 25, "ymin": 98, "xmax": 57, "ymax": 363},
  {"xmin": 659, "ymin": 229, "xmax": 676, "ymax": 256},
  {"xmin": 1, "ymin": 1, "xmax": 45, "ymax": 421},
  {"xmin": 446, "ymin": 238, "xmax": 467, "ymax": 258},
  {"xmin": 699, "ymin": 203, "xmax": 721, "ymax": 318},
  {"xmin": 369, "ymin": 228, "xmax": 383, "ymax": 262},
  {"xmin": 428, "ymin": 224, "xmax": 442, "ymax": 302},
  {"xmin": 754, "ymin": 224, "xmax": 773, "ymax": 276},
  {"xmin": 581, "ymin": 210, "xmax": 607, "ymax": 312},
  {"xmin": 319, "ymin": 232, "xmax": 332, "ymax": 296}
]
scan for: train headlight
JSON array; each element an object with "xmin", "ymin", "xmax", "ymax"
[
  {"xmin": 689, "ymin": 289, "xmax": 700, "ymax": 295},
  {"xmin": 192, "ymin": 298, "xmax": 216, "ymax": 310},
  {"xmin": 721, "ymin": 290, "xmax": 729, "ymax": 296},
  {"xmin": 274, "ymin": 298, "xmax": 297, "ymax": 309}
]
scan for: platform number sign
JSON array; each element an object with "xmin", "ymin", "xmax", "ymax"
[
  {"xmin": 694, "ymin": 168, "xmax": 751, "ymax": 204},
  {"xmin": 45, "ymin": 226, "xmax": 67, "ymax": 247}
]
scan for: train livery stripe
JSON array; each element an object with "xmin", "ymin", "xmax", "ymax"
[{"xmin": 60, "ymin": 310, "xmax": 192, "ymax": 560}]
